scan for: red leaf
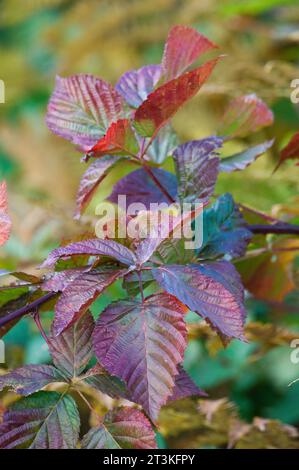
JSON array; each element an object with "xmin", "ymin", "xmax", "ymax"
[
  {"xmin": 93, "ymin": 293, "xmax": 187, "ymax": 421},
  {"xmin": 274, "ymin": 131, "xmax": 299, "ymax": 171},
  {"xmin": 87, "ymin": 119, "xmax": 139, "ymax": 158},
  {"xmin": 134, "ymin": 58, "xmax": 220, "ymax": 137},
  {"xmin": 0, "ymin": 181, "xmax": 11, "ymax": 247},
  {"xmin": 218, "ymin": 94, "xmax": 273, "ymax": 139},
  {"xmin": 162, "ymin": 25, "xmax": 218, "ymax": 81}
]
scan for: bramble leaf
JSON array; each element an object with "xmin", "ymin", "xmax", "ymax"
[
  {"xmin": 218, "ymin": 94, "xmax": 273, "ymax": 139},
  {"xmin": 41, "ymin": 238, "xmax": 137, "ymax": 268},
  {"xmin": 49, "ymin": 310, "xmax": 94, "ymax": 376},
  {"xmin": 86, "ymin": 119, "xmax": 139, "ymax": 158},
  {"xmin": 81, "ymin": 407, "xmax": 157, "ymax": 449},
  {"xmin": 162, "ymin": 25, "xmax": 218, "ymax": 81},
  {"xmin": 116, "ymin": 65, "xmax": 162, "ymax": 108},
  {"xmin": 46, "ymin": 74, "xmax": 125, "ymax": 151},
  {"xmin": 152, "ymin": 262, "xmax": 246, "ymax": 340},
  {"xmin": 134, "ymin": 58, "xmax": 220, "ymax": 137},
  {"xmin": 169, "ymin": 366, "xmax": 207, "ymax": 401},
  {"xmin": 144, "ymin": 125, "xmax": 178, "ymax": 164},
  {"xmin": 173, "ymin": 137, "xmax": 222, "ymax": 202},
  {"xmin": 219, "ymin": 140, "xmax": 274, "ymax": 172},
  {"xmin": 200, "ymin": 193, "xmax": 252, "ymax": 259},
  {"xmin": 0, "ymin": 391, "xmax": 80, "ymax": 449},
  {"xmin": 93, "ymin": 293, "xmax": 187, "ymax": 421},
  {"xmin": 0, "ymin": 181, "xmax": 11, "ymax": 247},
  {"xmin": 0, "ymin": 365, "xmax": 67, "ymax": 396},
  {"xmin": 75, "ymin": 156, "xmax": 121, "ymax": 218},
  {"xmin": 108, "ymin": 167, "xmax": 177, "ymax": 209},
  {"xmin": 83, "ymin": 364, "xmax": 127, "ymax": 399},
  {"xmin": 274, "ymin": 131, "xmax": 299, "ymax": 171}
]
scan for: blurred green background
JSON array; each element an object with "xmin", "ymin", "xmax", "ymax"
[{"xmin": 1, "ymin": 0, "xmax": 299, "ymax": 448}]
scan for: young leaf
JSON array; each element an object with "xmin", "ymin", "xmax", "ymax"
[
  {"xmin": 219, "ymin": 140, "xmax": 274, "ymax": 173},
  {"xmin": 46, "ymin": 74, "xmax": 125, "ymax": 151},
  {"xmin": 144, "ymin": 124, "xmax": 178, "ymax": 164},
  {"xmin": 108, "ymin": 168, "xmax": 177, "ymax": 209},
  {"xmin": 52, "ymin": 268, "xmax": 127, "ymax": 335},
  {"xmin": 86, "ymin": 119, "xmax": 139, "ymax": 158},
  {"xmin": 173, "ymin": 137, "xmax": 222, "ymax": 202},
  {"xmin": 134, "ymin": 58, "xmax": 220, "ymax": 137},
  {"xmin": 200, "ymin": 193, "xmax": 252, "ymax": 259},
  {"xmin": 41, "ymin": 238, "xmax": 137, "ymax": 268},
  {"xmin": 162, "ymin": 25, "xmax": 218, "ymax": 81},
  {"xmin": 0, "ymin": 365, "xmax": 67, "ymax": 396},
  {"xmin": 274, "ymin": 131, "xmax": 299, "ymax": 171},
  {"xmin": 116, "ymin": 65, "xmax": 162, "ymax": 108},
  {"xmin": 218, "ymin": 94, "xmax": 273, "ymax": 139},
  {"xmin": 0, "ymin": 391, "xmax": 80, "ymax": 449},
  {"xmin": 93, "ymin": 293, "xmax": 187, "ymax": 421},
  {"xmin": 152, "ymin": 262, "xmax": 246, "ymax": 340},
  {"xmin": 169, "ymin": 366, "xmax": 207, "ymax": 401},
  {"xmin": 81, "ymin": 407, "xmax": 157, "ymax": 449},
  {"xmin": 0, "ymin": 181, "xmax": 11, "ymax": 247},
  {"xmin": 49, "ymin": 310, "xmax": 94, "ymax": 377},
  {"xmin": 75, "ymin": 156, "xmax": 121, "ymax": 218}
]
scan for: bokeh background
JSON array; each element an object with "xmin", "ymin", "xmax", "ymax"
[{"xmin": 1, "ymin": 0, "xmax": 299, "ymax": 448}]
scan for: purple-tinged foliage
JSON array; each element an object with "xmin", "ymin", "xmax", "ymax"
[
  {"xmin": 42, "ymin": 266, "xmax": 90, "ymax": 292},
  {"xmin": 108, "ymin": 167, "xmax": 177, "ymax": 209},
  {"xmin": 93, "ymin": 293, "xmax": 187, "ymax": 421},
  {"xmin": 152, "ymin": 263, "xmax": 246, "ymax": 340},
  {"xmin": 41, "ymin": 238, "xmax": 137, "ymax": 268},
  {"xmin": 46, "ymin": 75, "xmax": 125, "ymax": 151},
  {"xmin": 220, "ymin": 140, "xmax": 274, "ymax": 173},
  {"xmin": 0, "ymin": 391, "xmax": 80, "ymax": 449},
  {"xmin": 81, "ymin": 407, "xmax": 157, "ymax": 449},
  {"xmin": 170, "ymin": 366, "xmax": 207, "ymax": 401},
  {"xmin": 173, "ymin": 137, "xmax": 222, "ymax": 202},
  {"xmin": 144, "ymin": 124, "xmax": 178, "ymax": 164},
  {"xmin": 116, "ymin": 64, "xmax": 162, "ymax": 108}
]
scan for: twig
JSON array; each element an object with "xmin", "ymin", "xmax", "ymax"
[{"xmin": 249, "ymin": 223, "xmax": 299, "ymax": 236}]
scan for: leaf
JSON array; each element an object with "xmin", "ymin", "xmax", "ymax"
[
  {"xmin": 49, "ymin": 311, "xmax": 94, "ymax": 376},
  {"xmin": 0, "ymin": 181, "xmax": 11, "ymax": 247},
  {"xmin": 52, "ymin": 268, "xmax": 127, "ymax": 335},
  {"xmin": 41, "ymin": 238, "xmax": 137, "ymax": 268},
  {"xmin": 0, "ymin": 391, "xmax": 80, "ymax": 449},
  {"xmin": 152, "ymin": 262, "xmax": 246, "ymax": 340},
  {"xmin": 144, "ymin": 124, "xmax": 178, "ymax": 164},
  {"xmin": 83, "ymin": 364, "xmax": 127, "ymax": 400},
  {"xmin": 0, "ymin": 365, "xmax": 67, "ymax": 396},
  {"xmin": 274, "ymin": 131, "xmax": 299, "ymax": 171},
  {"xmin": 108, "ymin": 167, "xmax": 177, "ymax": 209},
  {"xmin": 86, "ymin": 119, "xmax": 139, "ymax": 158},
  {"xmin": 218, "ymin": 94, "xmax": 273, "ymax": 139},
  {"xmin": 81, "ymin": 407, "xmax": 157, "ymax": 449},
  {"xmin": 173, "ymin": 137, "xmax": 222, "ymax": 202},
  {"xmin": 116, "ymin": 64, "xmax": 162, "ymax": 108},
  {"xmin": 75, "ymin": 156, "xmax": 121, "ymax": 218},
  {"xmin": 0, "ymin": 291, "xmax": 32, "ymax": 339},
  {"xmin": 162, "ymin": 25, "xmax": 218, "ymax": 81},
  {"xmin": 169, "ymin": 366, "xmax": 207, "ymax": 402},
  {"xmin": 46, "ymin": 74, "xmax": 125, "ymax": 151},
  {"xmin": 93, "ymin": 293, "xmax": 187, "ymax": 421},
  {"xmin": 200, "ymin": 193, "xmax": 252, "ymax": 259},
  {"xmin": 219, "ymin": 140, "xmax": 274, "ymax": 172},
  {"xmin": 134, "ymin": 58, "xmax": 220, "ymax": 137}
]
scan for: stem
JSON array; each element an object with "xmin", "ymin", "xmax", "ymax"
[
  {"xmin": 32, "ymin": 309, "xmax": 50, "ymax": 345},
  {"xmin": 76, "ymin": 390, "xmax": 97, "ymax": 415},
  {"xmin": 0, "ymin": 292, "xmax": 57, "ymax": 329},
  {"xmin": 137, "ymin": 271, "xmax": 145, "ymax": 303},
  {"xmin": 249, "ymin": 223, "xmax": 299, "ymax": 236},
  {"xmin": 143, "ymin": 164, "xmax": 175, "ymax": 203}
]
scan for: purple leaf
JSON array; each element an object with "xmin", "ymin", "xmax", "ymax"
[
  {"xmin": 108, "ymin": 168, "xmax": 177, "ymax": 209},
  {"xmin": 41, "ymin": 238, "xmax": 137, "ymax": 269},
  {"xmin": 0, "ymin": 365, "xmax": 67, "ymax": 396},
  {"xmin": 0, "ymin": 391, "xmax": 80, "ymax": 449},
  {"xmin": 93, "ymin": 293, "xmax": 187, "ymax": 421},
  {"xmin": 173, "ymin": 137, "xmax": 222, "ymax": 202},
  {"xmin": 52, "ymin": 268, "xmax": 127, "ymax": 335},
  {"xmin": 46, "ymin": 74, "xmax": 125, "ymax": 151},
  {"xmin": 49, "ymin": 310, "xmax": 94, "ymax": 376},
  {"xmin": 220, "ymin": 140, "xmax": 274, "ymax": 173},
  {"xmin": 169, "ymin": 366, "xmax": 207, "ymax": 401},
  {"xmin": 42, "ymin": 267, "xmax": 90, "ymax": 292},
  {"xmin": 75, "ymin": 156, "xmax": 121, "ymax": 218},
  {"xmin": 152, "ymin": 263, "xmax": 246, "ymax": 340},
  {"xmin": 81, "ymin": 407, "xmax": 157, "ymax": 449},
  {"xmin": 162, "ymin": 25, "xmax": 218, "ymax": 81},
  {"xmin": 83, "ymin": 364, "xmax": 127, "ymax": 400},
  {"xmin": 116, "ymin": 65, "xmax": 162, "ymax": 108},
  {"xmin": 144, "ymin": 124, "xmax": 178, "ymax": 164}
]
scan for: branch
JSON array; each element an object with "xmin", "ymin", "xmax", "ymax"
[
  {"xmin": 0, "ymin": 292, "xmax": 57, "ymax": 329},
  {"xmin": 143, "ymin": 164, "xmax": 175, "ymax": 203},
  {"xmin": 249, "ymin": 223, "xmax": 299, "ymax": 236}
]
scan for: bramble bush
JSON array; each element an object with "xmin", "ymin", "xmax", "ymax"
[{"xmin": 0, "ymin": 25, "xmax": 298, "ymax": 449}]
